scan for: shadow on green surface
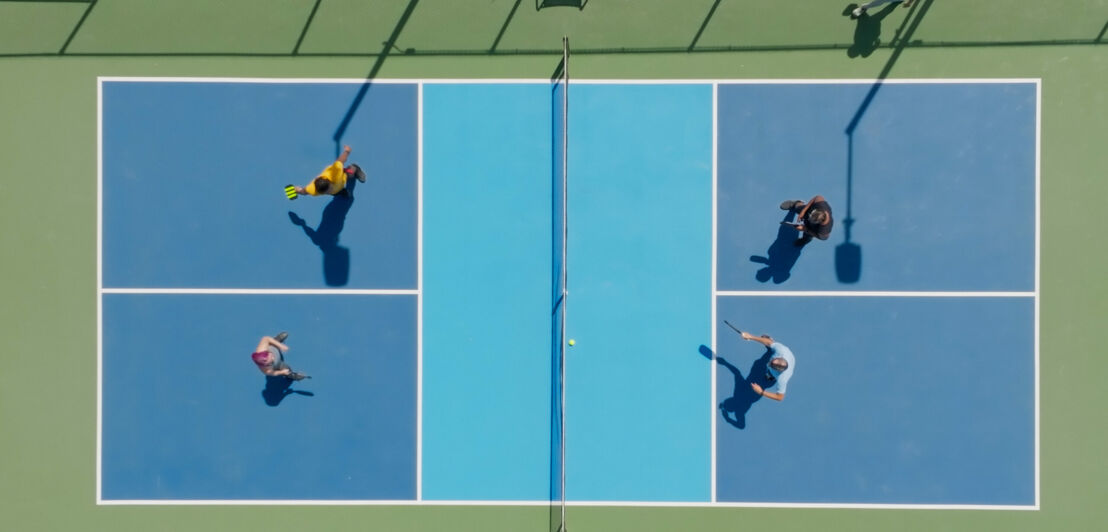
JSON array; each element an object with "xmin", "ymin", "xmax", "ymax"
[
  {"xmin": 492, "ymin": 0, "xmax": 524, "ymax": 53},
  {"xmin": 688, "ymin": 0, "xmax": 723, "ymax": 51},
  {"xmin": 292, "ymin": 0, "xmax": 323, "ymax": 55},
  {"xmin": 536, "ymin": 0, "xmax": 586, "ymax": 10},
  {"xmin": 846, "ymin": 2, "xmax": 899, "ymax": 58},
  {"xmin": 57, "ymin": 0, "xmax": 96, "ymax": 54},
  {"xmin": 2, "ymin": 0, "xmax": 1104, "ymax": 58}
]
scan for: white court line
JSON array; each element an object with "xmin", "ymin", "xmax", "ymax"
[
  {"xmin": 98, "ymin": 76, "xmax": 554, "ymax": 85},
  {"xmin": 98, "ymin": 76, "xmax": 1042, "ymax": 86},
  {"xmin": 569, "ymin": 501, "xmax": 1037, "ymax": 510},
  {"xmin": 98, "ymin": 500, "xmax": 553, "ymax": 506},
  {"xmin": 709, "ymin": 82, "xmax": 719, "ymax": 504},
  {"xmin": 416, "ymin": 82, "xmax": 425, "ymax": 502},
  {"xmin": 95, "ymin": 76, "xmax": 104, "ymax": 504},
  {"xmin": 101, "ymin": 288, "xmax": 418, "ymax": 295},
  {"xmin": 717, "ymin": 290, "xmax": 1035, "ymax": 297},
  {"xmin": 1033, "ymin": 78, "xmax": 1042, "ymax": 508},
  {"xmin": 95, "ymin": 499, "xmax": 1036, "ymax": 510},
  {"xmin": 570, "ymin": 78, "xmax": 1042, "ymax": 85}
]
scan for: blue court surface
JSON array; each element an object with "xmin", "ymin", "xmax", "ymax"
[
  {"xmin": 99, "ymin": 79, "xmax": 1037, "ymax": 507},
  {"xmin": 102, "ymin": 293, "xmax": 417, "ymax": 500},
  {"xmin": 102, "ymin": 81, "xmax": 417, "ymax": 289},
  {"xmin": 717, "ymin": 82, "xmax": 1035, "ymax": 292},
  {"xmin": 713, "ymin": 295, "xmax": 1034, "ymax": 505}
]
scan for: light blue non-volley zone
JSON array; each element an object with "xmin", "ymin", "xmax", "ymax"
[
  {"xmin": 421, "ymin": 84, "xmax": 558, "ymax": 501},
  {"xmin": 101, "ymin": 80, "xmax": 1036, "ymax": 506},
  {"xmin": 564, "ymin": 84, "xmax": 714, "ymax": 502},
  {"xmin": 422, "ymin": 84, "xmax": 714, "ymax": 502}
]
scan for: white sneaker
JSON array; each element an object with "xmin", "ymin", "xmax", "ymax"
[{"xmin": 852, "ymin": 6, "xmax": 866, "ymax": 17}]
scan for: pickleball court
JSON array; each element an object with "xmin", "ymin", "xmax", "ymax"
[{"xmin": 98, "ymin": 77, "xmax": 1037, "ymax": 508}]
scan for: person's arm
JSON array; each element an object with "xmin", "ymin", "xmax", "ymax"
[
  {"xmin": 740, "ymin": 331, "xmax": 774, "ymax": 347},
  {"xmin": 255, "ymin": 336, "xmax": 289, "ymax": 353},
  {"xmin": 750, "ymin": 382, "xmax": 784, "ymax": 401},
  {"xmin": 337, "ymin": 145, "xmax": 352, "ymax": 164},
  {"xmin": 796, "ymin": 195, "xmax": 825, "ymax": 221}
]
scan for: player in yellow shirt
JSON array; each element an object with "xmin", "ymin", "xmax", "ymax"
[{"xmin": 294, "ymin": 145, "xmax": 366, "ymax": 198}]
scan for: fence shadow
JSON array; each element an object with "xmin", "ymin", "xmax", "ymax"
[{"xmin": 4, "ymin": 0, "xmax": 1102, "ymax": 58}]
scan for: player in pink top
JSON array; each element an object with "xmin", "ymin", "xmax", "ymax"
[{"xmin": 252, "ymin": 332, "xmax": 309, "ymax": 380}]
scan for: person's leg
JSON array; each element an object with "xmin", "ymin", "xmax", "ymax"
[
  {"xmin": 269, "ymin": 345, "xmax": 310, "ymax": 380},
  {"xmin": 345, "ymin": 164, "xmax": 366, "ymax": 183},
  {"xmin": 780, "ymin": 199, "xmax": 803, "ymax": 212},
  {"xmin": 853, "ymin": 0, "xmax": 900, "ymax": 16}
]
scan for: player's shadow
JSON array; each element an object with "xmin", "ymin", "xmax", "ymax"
[
  {"xmin": 536, "ymin": 0, "xmax": 587, "ymax": 9},
  {"xmin": 844, "ymin": 2, "xmax": 899, "ymax": 58},
  {"xmin": 750, "ymin": 212, "xmax": 803, "ymax": 284},
  {"xmin": 288, "ymin": 183, "xmax": 355, "ymax": 286},
  {"xmin": 261, "ymin": 376, "xmax": 315, "ymax": 407},
  {"xmin": 699, "ymin": 345, "xmax": 772, "ymax": 430}
]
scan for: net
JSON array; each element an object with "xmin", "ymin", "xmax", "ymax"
[{"xmin": 549, "ymin": 36, "xmax": 569, "ymax": 532}]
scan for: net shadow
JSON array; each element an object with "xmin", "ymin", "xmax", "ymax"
[{"xmin": 547, "ymin": 38, "xmax": 569, "ymax": 532}]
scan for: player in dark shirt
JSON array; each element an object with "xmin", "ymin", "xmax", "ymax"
[{"xmin": 780, "ymin": 195, "xmax": 833, "ymax": 247}]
